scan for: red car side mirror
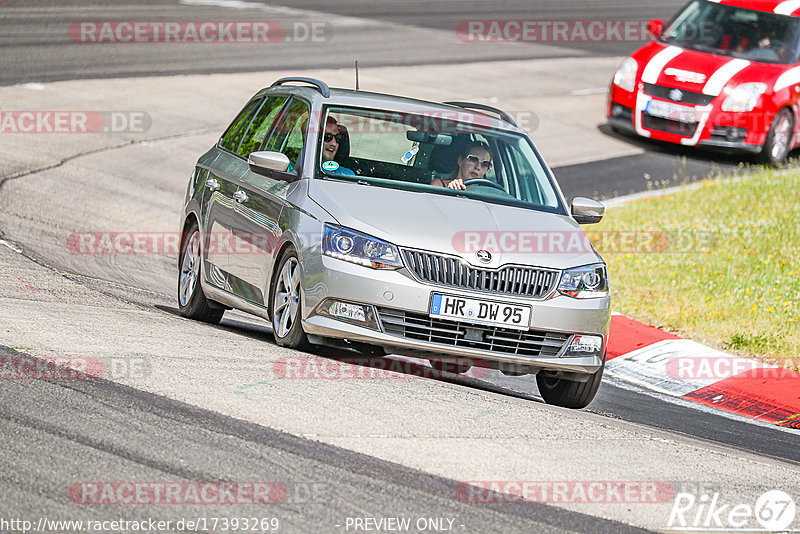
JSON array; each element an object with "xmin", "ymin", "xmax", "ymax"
[{"xmin": 647, "ymin": 19, "xmax": 664, "ymax": 39}]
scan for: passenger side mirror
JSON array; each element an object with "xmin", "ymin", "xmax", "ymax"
[
  {"xmin": 571, "ymin": 197, "xmax": 605, "ymax": 224},
  {"xmin": 248, "ymin": 151, "xmax": 291, "ymax": 177},
  {"xmin": 647, "ymin": 19, "xmax": 664, "ymax": 39}
]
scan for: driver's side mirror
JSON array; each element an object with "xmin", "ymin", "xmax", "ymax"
[
  {"xmin": 248, "ymin": 151, "xmax": 291, "ymax": 178},
  {"xmin": 571, "ymin": 197, "xmax": 605, "ymax": 224},
  {"xmin": 647, "ymin": 19, "xmax": 664, "ymax": 39}
]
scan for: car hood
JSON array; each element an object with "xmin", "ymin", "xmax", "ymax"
[
  {"xmin": 307, "ymin": 179, "xmax": 602, "ymax": 270},
  {"xmin": 633, "ymin": 41, "xmax": 785, "ymax": 95}
]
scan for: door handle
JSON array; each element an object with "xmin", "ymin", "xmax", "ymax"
[
  {"xmin": 205, "ymin": 178, "xmax": 220, "ymax": 192},
  {"xmin": 233, "ymin": 190, "xmax": 249, "ymax": 203}
]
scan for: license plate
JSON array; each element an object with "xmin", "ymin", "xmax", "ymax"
[
  {"xmin": 430, "ymin": 293, "xmax": 531, "ymax": 330},
  {"xmin": 645, "ymin": 99, "xmax": 697, "ymax": 123}
]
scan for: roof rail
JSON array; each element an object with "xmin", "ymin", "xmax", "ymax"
[
  {"xmin": 270, "ymin": 77, "xmax": 330, "ymax": 98},
  {"xmin": 443, "ymin": 101, "xmax": 517, "ymax": 127}
]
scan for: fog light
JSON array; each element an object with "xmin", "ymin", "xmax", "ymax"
[
  {"xmin": 332, "ymin": 301, "xmax": 365, "ymax": 322},
  {"xmin": 727, "ymin": 127, "xmax": 747, "ymax": 141},
  {"xmin": 562, "ymin": 334, "xmax": 603, "ymax": 357},
  {"xmin": 317, "ymin": 299, "xmax": 380, "ymax": 330},
  {"xmin": 710, "ymin": 126, "xmax": 747, "ymax": 142}
]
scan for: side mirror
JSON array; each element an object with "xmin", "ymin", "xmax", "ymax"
[
  {"xmin": 248, "ymin": 151, "xmax": 291, "ymax": 177},
  {"xmin": 647, "ymin": 19, "xmax": 664, "ymax": 39},
  {"xmin": 572, "ymin": 197, "xmax": 605, "ymax": 224}
]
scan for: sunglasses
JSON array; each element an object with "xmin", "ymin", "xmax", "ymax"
[
  {"xmin": 324, "ymin": 132, "xmax": 344, "ymax": 143},
  {"xmin": 465, "ymin": 154, "xmax": 492, "ymax": 170}
]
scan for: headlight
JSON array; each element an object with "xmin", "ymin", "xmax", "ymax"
[
  {"xmin": 558, "ymin": 263, "xmax": 608, "ymax": 299},
  {"xmin": 322, "ymin": 223, "xmax": 403, "ymax": 270},
  {"xmin": 613, "ymin": 57, "xmax": 638, "ymax": 92},
  {"xmin": 721, "ymin": 83, "xmax": 766, "ymax": 112}
]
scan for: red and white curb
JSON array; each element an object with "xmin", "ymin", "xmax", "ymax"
[{"xmin": 606, "ymin": 314, "xmax": 800, "ymax": 430}]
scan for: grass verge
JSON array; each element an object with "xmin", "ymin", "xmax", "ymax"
[{"xmin": 591, "ymin": 168, "xmax": 799, "ymax": 370}]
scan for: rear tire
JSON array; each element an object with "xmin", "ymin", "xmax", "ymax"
[
  {"xmin": 270, "ymin": 248, "xmax": 309, "ymax": 349},
  {"xmin": 760, "ymin": 108, "xmax": 794, "ymax": 166},
  {"xmin": 178, "ymin": 222, "xmax": 224, "ymax": 324},
  {"xmin": 536, "ymin": 364, "xmax": 604, "ymax": 409}
]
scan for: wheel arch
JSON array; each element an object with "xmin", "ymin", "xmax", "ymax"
[
  {"xmin": 179, "ymin": 213, "xmax": 201, "ymax": 266},
  {"xmin": 267, "ymin": 240, "xmax": 299, "ymax": 321}
]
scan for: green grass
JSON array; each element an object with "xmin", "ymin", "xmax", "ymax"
[{"xmin": 591, "ymin": 168, "xmax": 800, "ymax": 370}]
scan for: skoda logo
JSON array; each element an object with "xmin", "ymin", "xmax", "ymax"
[
  {"xmin": 669, "ymin": 88, "xmax": 684, "ymax": 102},
  {"xmin": 476, "ymin": 250, "xmax": 492, "ymax": 263}
]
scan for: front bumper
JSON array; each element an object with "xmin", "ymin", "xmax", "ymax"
[
  {"xmin": 608, "ymin": 84, "xmax": 768, "ymax": 154},
  {"xmin": 300, "ymin": 254, "xmax": 610, "ymax": 375}
]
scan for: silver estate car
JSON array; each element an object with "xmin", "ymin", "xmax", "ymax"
[{"xmin": 178, "ymin": 77, "xmax": 610, "ymax": 408}]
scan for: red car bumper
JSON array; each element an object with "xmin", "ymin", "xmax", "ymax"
[{"xmin": 607, "ymin": 83, "xmax": 768, "ymax": 154}]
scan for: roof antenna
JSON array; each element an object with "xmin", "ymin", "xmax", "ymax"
[{"xmin": 355, "ymin": 60, "xmax": 359, "ymax": 91}]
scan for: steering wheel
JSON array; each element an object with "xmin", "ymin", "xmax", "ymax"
[{"xmin": 463, "ymin": 178, "xmax": 505, "ymax": 191}]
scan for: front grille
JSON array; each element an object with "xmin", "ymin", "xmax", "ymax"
[
  {"xmin": 642, "ymin": 114, "xmax": 698, "ymax": 137},
  {"xmin": 644, "ymin": 83, "xmax": 714, "ymax": 106},
  {"xmin": 402, "ymin": 249, "xmax": 559, "ymax": 299},
  {"xmin": 378, "ymin": 307, "xmax": 570, "ymax": 358}
]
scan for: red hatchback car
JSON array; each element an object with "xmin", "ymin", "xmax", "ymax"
[{"xmin": 608, "ymin": 0, "xmax": 800, "ymax": 164}]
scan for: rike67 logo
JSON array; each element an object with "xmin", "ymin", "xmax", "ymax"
[{"xmin": 666, "ymin": 490, "xmax": 796, "ymax": 531}]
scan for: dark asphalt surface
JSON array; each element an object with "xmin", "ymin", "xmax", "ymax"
[
  {"xmin": 1, "ymin": 1, "xmax": 797, "ymax": 531},
  {"xmin": 554, "ymin": 128, "xmax": 754, "ymax": 202},
  {"xmin": 0, "ymin": 346, "xmax": 651, "ymax": 534},
  {"xmin": 0, "ymin": 0, "xmax": 686, "ymax": 84}
]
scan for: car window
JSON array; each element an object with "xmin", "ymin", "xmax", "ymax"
[
  {"xmin": 315, "ymin": 106, "xmax": 564, "ymax": 214},
  {"xmin": 501, "ymin": 140, "xmax": 556, "ymax": 207},
  {"xmin": 662, "ymin": 0, "xmax": 800, "ymax": 64},
  {"xmin": 237, "ymin": 96, "xmax": 288, "ymax": 158},
  {"xmin": 345, "ymin": 115, "xmax": 416, "ymax": 164},
  {"xmin": 220, "ymin": 98, "xmax": 262, "ymax": 153},
  {"xmin": 265, "ymin": 98, "xmax": 310, "ymax": 172}
]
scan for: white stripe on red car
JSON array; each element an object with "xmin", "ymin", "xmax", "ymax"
[
  {"xmin": 774, "ymin": 65, "xmax": 800, "ymax": 91},
  {"xmin": 641, "ymin": 46, "xmax": 682, "ymax": 84},
  {"xmin": 775, "ymin": 0, "xmax": 800, "ymax": 15},
  {"xmin": 702, "ymin": 58, "xmax": 750, "ymax": 96}
]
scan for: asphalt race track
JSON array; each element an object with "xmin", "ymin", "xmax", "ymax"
[{"xmin": 0, "ymin": 2, "xmax": 798, "ymax": 533}]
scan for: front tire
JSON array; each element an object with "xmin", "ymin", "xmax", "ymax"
[
  {"xmin": 178, "ymin": 223, "xmax": 224, "ymax": 324},
  {"xmin": 536, "ymin": 365, "xmax": 604, "ymax": 409},
  {"xmin": 760, "ymin": 108, "xmax": 794, "ymax": 166},
  {"xmin": 270, "ymin": 249, "xmax": 309, "ymax": 349}
]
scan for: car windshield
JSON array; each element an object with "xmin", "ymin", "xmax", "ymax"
[
  {"xmin": 315, "ymin": 106, "xmax": 565, "ymax": 215},
  {"xmin": 660, "ymin": 0, "xmax": 800, "ymax": 64}
]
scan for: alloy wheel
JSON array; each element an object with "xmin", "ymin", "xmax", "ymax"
[
  {"xmin": 179, "ymin": 231, "xmax": 200, "ymax": 307},
  {"xmin": 273, "ymin": 256, "xmax": 301, "ymax": 338},
  {"xmin": 771, "ymin": 111, "xmax": 792, "ymax": 162}
]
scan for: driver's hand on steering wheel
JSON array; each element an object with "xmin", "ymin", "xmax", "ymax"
[{"xmin": 446, "ymin": 178, "xmax": 467, "ymax": 190}]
